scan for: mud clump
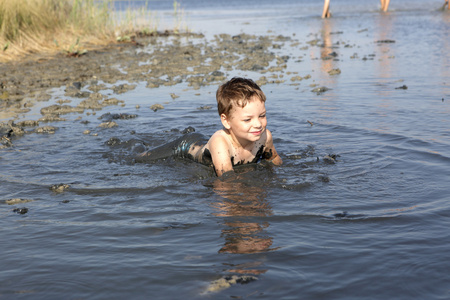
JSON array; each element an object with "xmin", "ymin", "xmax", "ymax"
[
  {"xmin": 204, "ymin": 275, "xmax": 258, "ymax": 294},
  {"xmin": 35, "ymin": 126, "xmax": 57, "ymax": 134},
  {"xmin": 99, "ymin": 113, "xmax": 138, "ymax": 121},
  {"xmin": 17, "ymin": 120, "xmax": 39, "ymax": 127},
  {"xmin": 323, "ymin": 154, "xmax": 340, "ymax": 164},
  {"xmin": 311, "ymin": 86, "xmax": 331, "ymax": 95},
  {"xmin": 12, "ymin": 207, "xmax": 29, "ymax": 214},
  {"xmin": 150, "ymin": 104, "xmax": 164, "ymax": 112},
  {"xmin": 99, "ymin": 121, "xmax": 118, "ymax": 128},
  {"xmin": 328, "ymin": 68, "xmax": 341, "ymax": 75},
  {"xmin": 40, "ymin": 104, "xmax": 84, "ymax": 115},
  {"xmin": 5, "ymin": 198, "xmax": 34, "ymax": 205},
  {"xmin": 113, "ymin": 84, "xmax": 136, "ymax": 94},
  {"xmin": 38, "ymin": 115, "xmax": 66, "ymax": 123},
  {"xmin": 0, "ymin": 121, "xmax": 25, "ymax": 148},
  {"xmin": 1, "ymin": 31, "xmax": 295, "ymax": 146},
  {"xmin": 50, "ymin": 183, "xmax": 70, "ymax": 193}
]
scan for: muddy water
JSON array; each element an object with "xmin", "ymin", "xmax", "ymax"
[{"xmin": 1, "ymin": 0, "xmax": 450, "ymax": 299}]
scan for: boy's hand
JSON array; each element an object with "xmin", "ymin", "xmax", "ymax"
[{"xmin": 264, "ymin": 130, "xmax": 282, "ymax": 166}]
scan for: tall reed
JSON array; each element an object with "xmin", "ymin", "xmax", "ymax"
[{"xmin": 0, "ymin": 0, "xmax": 115, "ymax": 61}]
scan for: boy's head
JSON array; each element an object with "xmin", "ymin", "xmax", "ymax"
[{"xmin": 216, "ymin": 77, "xmax": 266, "ymax": 117}]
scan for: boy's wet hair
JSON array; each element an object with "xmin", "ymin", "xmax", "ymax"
[{"xmin": 216, "ymin": 77, "xmax": 266, "ymax": 116}]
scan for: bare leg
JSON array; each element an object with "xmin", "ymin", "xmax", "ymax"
[
  {"xmin": 381, "ymin": 0, "xmax": 390, "ymax": 12},
  {"xmin": 134, "ymin": 132, "xmax": 207, "ymax": 163},
  {"xmin": 322, "ymin": 0, "xmax": 331, "ymax": 18}
]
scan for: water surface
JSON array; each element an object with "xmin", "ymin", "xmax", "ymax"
[{"xmin": 1, "ymin": 0, "xmax": 450, "ymax": 299}]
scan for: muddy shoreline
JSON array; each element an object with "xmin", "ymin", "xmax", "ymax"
[{"xmin": 1, "ymin": 31, "xmax": 303, "ymax": 148}]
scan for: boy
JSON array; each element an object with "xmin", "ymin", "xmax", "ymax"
[{"xmin": 136, "ymin": 77, "xmax": 282, "ymax": 176}]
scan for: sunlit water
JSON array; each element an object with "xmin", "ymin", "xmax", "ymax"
[{"xmin": 1, "ymin": 0, "xmax": 450, "ymax": 299}]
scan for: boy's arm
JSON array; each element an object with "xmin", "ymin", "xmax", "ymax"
[
  {"xmin": 264, "ymin": 129, "xmax": 282, "ymax": 165},
  {"xmin": 209, "ymin": 133, "xmax": 234, "ymax": 177}
]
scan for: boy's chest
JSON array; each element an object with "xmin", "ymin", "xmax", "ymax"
[{"xmin": 230, "ymin": 143, "xmax": 265, "ymax": 166}]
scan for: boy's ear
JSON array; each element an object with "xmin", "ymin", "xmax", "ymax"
[{"xmin": 220, "ymin": 113, "xmax": 231, "ymax": 129}]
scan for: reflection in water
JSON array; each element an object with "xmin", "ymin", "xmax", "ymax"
[
  {"xmin": 309, "ymin": 17, "xmax": 340, "ymax": 91},
  {"xmin": 319, "ymin": 18, "xmax": 335, "ymax": 73},
  {"xmin": 375, "ymin": 12, "xmax": 395, "ymax": 89},
  {"xmin": 210, "ymin": 173, "xmax": 278, "ymax": 276}
]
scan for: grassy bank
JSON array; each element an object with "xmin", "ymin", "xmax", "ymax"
[{"xmin": 0, "ymin": 0, "xmax": 155, "ymax": 62}]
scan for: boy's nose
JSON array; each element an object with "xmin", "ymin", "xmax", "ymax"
[{"xmin": 253, "ymin": 119, "xmax": 262, "ymax": 128}]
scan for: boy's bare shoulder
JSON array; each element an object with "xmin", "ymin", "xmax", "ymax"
[
  {"xmin": 209, "ymin": 129, "xmax": 228, "ymax": 143},
  {"xmin": 206, "ymin": 130, "xmax": 230, "ymax": 151},
  {"xmin": 264, "ymin": 129, "xmax": 273, "ymax": 143}
]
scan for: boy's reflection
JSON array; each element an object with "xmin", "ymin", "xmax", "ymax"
[{"xmin": 210, "ymin": 173, "xmax": 278, "ymax": 274}]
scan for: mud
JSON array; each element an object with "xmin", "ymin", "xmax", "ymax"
[
  {"xmin": 49, "ymin": 183, "xmax": 70, "ymax": 193},
  {"xmin": 0, "ymin": 30, "xmax": 322, "ymax": 147}
]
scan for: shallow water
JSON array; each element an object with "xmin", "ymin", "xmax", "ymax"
[{"xmin": 1, "ymin": 0, "xmax": 450, "ymax": 299}]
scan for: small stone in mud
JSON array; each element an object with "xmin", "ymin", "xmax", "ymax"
[
  {"xmin": 311, "ymin": 86, "xmax": 330, "ymax": 95},
  {"xmin": 35, "ymin": 126, "xmax": 57, "ymax": 134},
  {"xmin": 50, "ymin": 183, "xmax": 70, "ymax": 193},
  {"xmin": 170, "ymin": 93, "xmax": 180, "ymax": 99},
  {"xmin": 83, "ymin": 130, "xmax": 91, "ymax": 135},
  {"xmin": 13, "ymin": 207, "xmax": 28, "ymax": 214},
  {"xmin": 6, "ymin": 198, "xmax": 33, "ymax": 205},
  {"xmin": 395, "ymin": 85, "xmax": 408, "ymax": 90},
  {"xmin": 150, "ymin": 104, "xmax": 164, "ymax": 112},
  {"xmin": 328, "ymin": 68, "xmax": 341, "ymax": 75},
  {"xmin": 99, "ymin": 121, "xmax": 118, "ymax": 128}
]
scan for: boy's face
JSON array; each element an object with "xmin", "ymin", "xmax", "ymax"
[{"xmin": 221, "ymin": 97, "xmax": 267, "ymax": 144}]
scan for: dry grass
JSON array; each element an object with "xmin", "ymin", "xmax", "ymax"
[{"xmin": 0, "ymin": 0, "xmax": 156, "ymax": 62}]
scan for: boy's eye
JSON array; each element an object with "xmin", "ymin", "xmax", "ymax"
[
  {"xmin": 243, "ymin": 119, "xmax": 251, "ymax": 122},
  {"xmin": 260, "ymin": 114, "xmax": 266, "ymax": 118}
]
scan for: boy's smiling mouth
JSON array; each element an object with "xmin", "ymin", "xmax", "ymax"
[{"xmin": 250, "ymin": 130, "xmax": 263, "ymax": 135}]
